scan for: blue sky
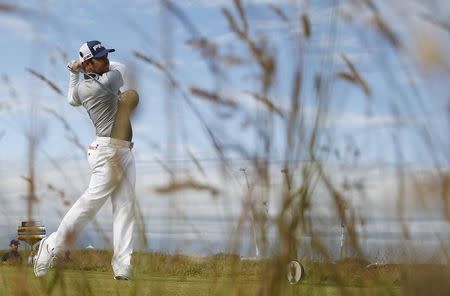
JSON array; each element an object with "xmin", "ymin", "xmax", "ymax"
[
  {"xmin": 0, "ymin": 0, "xmax": 448, "ymax": 164},
  {"xmin": 0, "ymin": 0, "xmax": 449, "ymax": 259}
]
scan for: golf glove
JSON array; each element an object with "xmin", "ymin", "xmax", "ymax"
[{"xmin": 67, "ymin": 60, "xmax": 82, "ymax": 73}]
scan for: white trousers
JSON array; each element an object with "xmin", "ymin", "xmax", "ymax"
[{"xmin": 50, "ymin": 136, "xmax": 136, "ymax": 277}]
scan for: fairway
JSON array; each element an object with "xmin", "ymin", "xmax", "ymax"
[
  {"xmin": 0, "ymin": 265, "xmax": 401, "ymax": 296},
  {"xmin": 0, "ymin": 0, "xmax": 449, "ymax": 295}
]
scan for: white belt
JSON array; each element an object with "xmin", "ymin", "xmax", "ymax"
[{"xmin": 95, "ymin": 136, "xmax": 134, "ymax": 149}]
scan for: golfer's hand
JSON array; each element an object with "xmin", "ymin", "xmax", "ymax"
[{"xmin": 67, "ymin": 60, "xmax": 82, "ymax": 73}]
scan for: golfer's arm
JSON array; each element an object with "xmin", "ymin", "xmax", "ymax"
[
  {"xmin": 109, "ymin": 61, "xmax": 126, "ymax": 82},
  {"xmin": 97, "ymin": 61, "xmax": 126, "ymax": 93},
  {"xmin": 67, "ymin": 72, "xmax": 81, "ymax": 106}
]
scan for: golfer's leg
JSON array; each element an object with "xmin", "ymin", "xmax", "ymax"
[
  {"xmin": 52, "ymin": 155, "xmax": 122, "ymax": 254},
  {"xmin": 111, "ymin": 152, "xmax": 136, "ymax": 277}
]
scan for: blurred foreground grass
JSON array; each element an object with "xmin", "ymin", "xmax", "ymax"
[
  {"xmin": 1, "ymin": 249, "xmax": 448, "ymax": 295},
  {"xmin": 0, "ymin": 265, "xmax": 389, "ymax": 296}
]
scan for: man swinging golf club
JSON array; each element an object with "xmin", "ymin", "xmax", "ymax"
[{"xmin": 34, "ymin": 40, "xmax": 139, "ymax": 280}]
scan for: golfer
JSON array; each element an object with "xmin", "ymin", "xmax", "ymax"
[{"xmin": 34, "ymin": 40, "xmax": 139, "ymax": 280}]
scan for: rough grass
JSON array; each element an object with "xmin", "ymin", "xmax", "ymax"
[
  {"xmin": 0, "ymin": 265, "xmax": 392, "ymax": 296},
  {"xmin": 1, "ymin": 249, "xmax": 448, "ymax": 295}
]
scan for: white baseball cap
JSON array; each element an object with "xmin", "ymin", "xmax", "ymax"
[{"xmin": 79, "ymin": 40, "xmax": 115, "ymax": 62}]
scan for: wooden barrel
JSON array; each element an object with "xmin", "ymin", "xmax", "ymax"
[{"xmin": 17, "ymin": 221, "xmax": 46, "ymax": 246}]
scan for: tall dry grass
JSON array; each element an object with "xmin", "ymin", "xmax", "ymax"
[{"xmin": 0, "ymin": 0, "xmax": 449, "ymax": 295}]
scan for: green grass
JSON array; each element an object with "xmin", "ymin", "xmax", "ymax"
[
  {"xmin": 0, "ymin": 250, "xmax": 447, "ymax": 295},
  {"xmin": 0, "ymin": 265, "xmax": 402, "ymax": 296}
]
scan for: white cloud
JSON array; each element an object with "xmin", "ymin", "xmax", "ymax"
[
  {"xmin": 0, "ymin": 100, "xmax": 31, "ymax": 119},
  {"xmin": 183, "ymin": 0, "xmax": 294, "ymax": 8},
  {"xmin": 132, "ymin": 122, "xmax": 156, "ymax": 134},
  {"xmin": 225, "ymin": 89, "xmax": 414, "ymax": 129},
  {"xmin": 125, "ymin": 1, "xmax": 161, "ymax": 16},
  {"xmin": 67, "ymin": 15, "xmax": 96, "ymax": 27},
  {"xmin": 1, "ymin": 151, "xmax": 448, "ymax": 257},
  {"xmin": 210, "ymin": 32, "xmax": 236, "ymax": 45},
  {"xmin": 0, "ymin": 15, "xmax": 45, "ymax": 42},
  {"xmin": 324, "ymin": 112, "xmax": 418, "ymax": 128},
  {"xmin": 249, "ymin": 19, "xmax": 288, "ymax": 31}
]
